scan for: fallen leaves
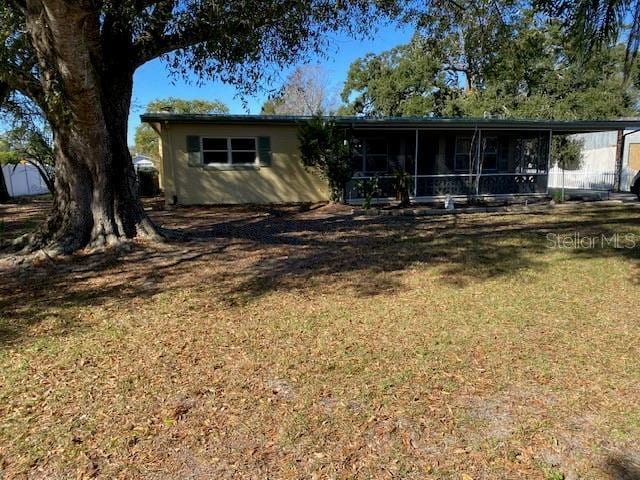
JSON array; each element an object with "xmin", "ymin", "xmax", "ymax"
[{"xmin": 1, "ymin": 202, "xmax": 640, "ymax": 478}]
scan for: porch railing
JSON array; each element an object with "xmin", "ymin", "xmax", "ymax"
[{"xmin": 346, "ymin": 173, "xmax": 549, "ymax": 201}]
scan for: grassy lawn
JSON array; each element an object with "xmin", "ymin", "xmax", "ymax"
[{"xmin": 1, "ymin": 200, "xmax": 640, "ymax": 479}]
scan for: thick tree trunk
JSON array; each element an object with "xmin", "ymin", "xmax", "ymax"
[
  {"xmin": 33, "ymin": 114, "xmax": 160, "ymax": 254},
  {"xmin": 21, "ymin": 0, "xmax": 162, "ymax": 254}
]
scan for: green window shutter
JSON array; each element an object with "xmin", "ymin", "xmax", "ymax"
[
  {"xmin": 258, "ymin": 136, "xmax": 272, "ymax": 166},
  {"xmin": 186, "ymin": 136, "xmax": 202, "ymax": 167}
]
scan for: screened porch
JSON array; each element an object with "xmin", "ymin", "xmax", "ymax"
[{"xmin": 345, "ymin": 129, "xmax": 551, "ymax": 202}]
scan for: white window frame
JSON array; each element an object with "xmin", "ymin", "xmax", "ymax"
[
  {"xmin": 454, "ymin": 136, "xmax": 473, "ymax": 172},
  {"xmin": 481, "ymin": 136, "xmax": 498, "ymax": 171},
  {"xmin": 201, "ymin": 137, "xmax": 258, "ymax": 166}
]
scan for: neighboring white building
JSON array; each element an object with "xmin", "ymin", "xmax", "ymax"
[
  {"xmin": 3, "ymin": 155, "xmax": 157, "ymax": 198},
  {"xmin": 2, "ymin": 162, "xmax": 50, "ymax": 197},
  {"xmin": 132, "ymin": 154, "xmax": 157, "ymax": 171},
  {"xmin": 549, "ymin": 129, "xmax": 640, "ymax": 192}
]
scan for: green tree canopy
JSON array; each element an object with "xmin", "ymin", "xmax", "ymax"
[
  {"xmin": 134, "ymin": 98, "xmax": 228, "ymax": 159},
  {"xmin": 341, "ymin": 5, "xmax": 640, "ymax": 120},
  {"xmin": 409, "ymin": 0, "xmax": 522, "ymax": 92},
  {"xmin": 297, "ymin": 116, "xmax": 353, "ymax": 202},
  {"xmin": 142, "ymin": 98, "xmax": 230, "ymax": 116},
  {"xmin": 339, "ymin": 38, "xmax": 449, "ymax": 116}
]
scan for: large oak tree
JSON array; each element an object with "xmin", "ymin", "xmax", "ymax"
[
  {"xmin": 0, "ymin": 0, "xmax": 392, "ymax": 254},
  {"xmin": 341, "ymin": 4, "xmax": 639, "ymax": 119}
]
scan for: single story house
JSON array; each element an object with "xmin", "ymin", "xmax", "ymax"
[{"xmin": 140, "ymin": 114, "xmax": 640, "ymax": 205}]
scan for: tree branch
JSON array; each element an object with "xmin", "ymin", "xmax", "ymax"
[
  {"xmin": 0, "ymin": 66, "xmax": 45, "ymax": 109},
  {"xmin": 134, "ymin": 26, "xmax": 206, "ymax": 67},
  {"xmin": 444, "ymin": 0, "xmax": 466, "ymax": 13},
  {"xmin": 134, "ymin": 0, "xmax": 168, "ymax": 13},
  {"xmin": 132, "ymin": 0, "xmax": 180, "ymax": 66},
  {"xmin": 143, "ymin": 0, "xmax": 175, "ymax": 45},
  {"xmin": 0, "ymin": 81, "xmax": 9, "ymax": 106},
  {"xmin": 8, "ymin": 0, "xmax": 26, "ymax": 13}
]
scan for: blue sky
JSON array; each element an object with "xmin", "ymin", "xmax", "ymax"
[{"xmin": 128, "ymin": 22, "xmax": 414, "ymax": 144}]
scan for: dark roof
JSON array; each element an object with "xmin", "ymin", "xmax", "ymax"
[{"xmin": 140, "ymin": 113, "xmax": 640, "ymax": 133}]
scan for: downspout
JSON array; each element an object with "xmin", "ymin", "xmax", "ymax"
[{"xmin": 350, "ymin": 123, "xmax": 357, "ymax": 204}]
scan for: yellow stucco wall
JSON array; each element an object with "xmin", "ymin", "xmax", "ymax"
[{"xmin": 157, "ymin": 123, "xmax": 329, "ymax": 205}]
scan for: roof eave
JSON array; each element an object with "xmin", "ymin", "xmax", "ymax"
[{"xmin": 139, "ymin": 114, "xmax": 640, "ymax": 133}]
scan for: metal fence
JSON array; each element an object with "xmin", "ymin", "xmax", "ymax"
[{"xmin": 547, "ymin": 169, "xmax": 616, "ymax": 191}]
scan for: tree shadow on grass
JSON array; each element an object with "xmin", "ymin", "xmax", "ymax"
[
  {"xmin": 207, "ymin": 206, "xmax": 640, "ymax": 299},
  {"xmin": 0, "ymin": 244, "xmax": 226, "ymax": 347},
  {"xmin": 0, "ymin": 197, "xmax": 52, "ymax": 242},
  {"xmin": 0, "ymin": 204, "xmax": 639, "ymax": 347},
  {"xmin": 606, "ymin": 453, "xmax": 640, "ymax": 480}
]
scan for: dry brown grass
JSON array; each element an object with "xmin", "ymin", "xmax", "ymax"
[{"xmin": 1, "ymin": 199, "xmax": 640, "ymax": 479}]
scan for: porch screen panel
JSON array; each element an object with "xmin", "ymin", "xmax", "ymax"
[
  {"xmin": 481, "ymin": 137, "xmax": 498, "ymax": 171},
  {"xmin": 514, "ymin": 133, "xmax": 549, "ymax": 173},
  {"xmin": 441, "ymin": 134, "xmax": 457, "ymax": 173},
  {"xmin": 387, "ymin": 135, "xmax": 416, "ymax": 174},
  {"xmin": 477, "ymin": 131, "xmax": 549, "ymax": 195},
  {"xmin": 416, "ymin": 132, "xmax": 440, "ymax": 175},
  {"xmin": 498, "ymin": 136, "xmax": 510, "ymax": 172},
  {"xmin": 351, "ymin": 138, "xmax": 389, "ymax": 174},
  {"xmin": 364, "ymin": 139, "xmax": 388, "ymax": 172},
  {"xmin": 454, "ymin": 137, "xmax": 473, "ymax": 172},
  {"xmin": 351, "ymin": 139, "xmax": 364, "ymax": 172}
]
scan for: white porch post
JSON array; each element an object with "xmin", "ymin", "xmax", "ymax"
[{"xmin": 414, "ymin": 129, "xmax": 419, "ymax": 198}]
